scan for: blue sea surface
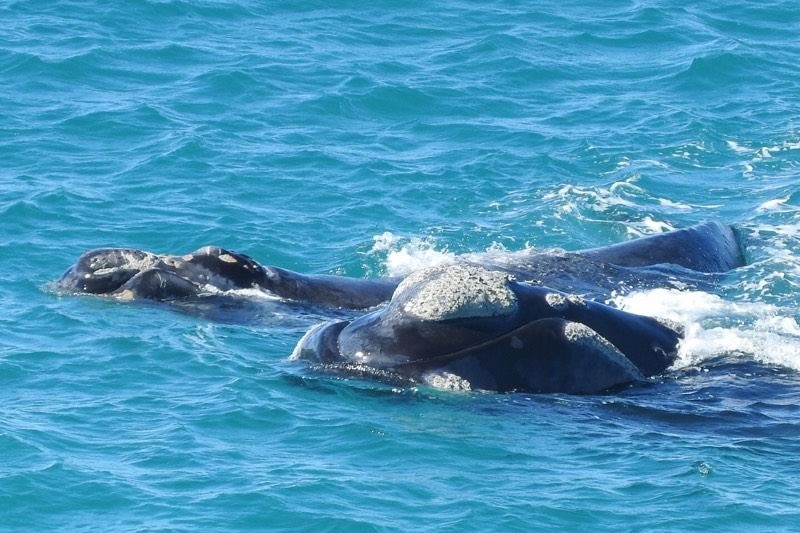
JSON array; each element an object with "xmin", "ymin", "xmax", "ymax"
[{"xmin": 2, "ymin": 1, "xmax": 800, "ymax": 531}]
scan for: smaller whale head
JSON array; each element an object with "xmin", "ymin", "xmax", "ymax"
[{"xmin": 55, "ymin": 248, "xmax": 159, "ymax": 294}]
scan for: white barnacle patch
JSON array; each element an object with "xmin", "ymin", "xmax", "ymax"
[
  {"xmin": 395, "ymin": 264, "xmax": 517, "ymax": 321},
  {"xmin": 218, "ymin": 253, "xmax": 237, "ymax": 264},
  {"xmin": 89, "ymin": 251, "xmax": 158, "ymax": 273},
  {"xmin": 545, "ymin": 292, "xmax": 569, "ymax": 311},
  {"xmin": 116, "ymin": 289, "xmax": 135, "ymax": 301},
  {"xmin": 564, "ymin": 322, "xmax": 612, "ymax": 352},
  {"xmin": 422, "ymin": 371, "xmax": 472, "ymax": 391},
  {"xmin": 121, "ymin": 252, "xmax": 158, "ymax": 271},
  {"xmin": 182, "ymin": 254, "xmax": 193, "ymax": 261},
  {"xmin": 654, "ymin": 317, "xmax": 685, "ymax": 337},
  {"xmin": 163, "ymin": 257, "xmax": 184, "ymax": 269},
  {"xmin": 563, "ymin": 322, "xmax": 643, "ymax": 377},
  {"xmin": 567, "ymin": 294, "xmax": 585, "ymax": 307}
]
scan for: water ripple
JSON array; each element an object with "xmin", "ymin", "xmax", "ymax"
[{"xmin": 3, "ymin": 0, "xmax": 800, "ymax": 531}]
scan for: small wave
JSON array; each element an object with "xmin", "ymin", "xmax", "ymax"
[
  {"xmin": 725, "ymin": 136, "xmax": 800, "ymax": 178},
  {"xmin": 538, "ymin": 179, "xmax": 701, "ymax": 239},
  {"xmin": 124, "ymin": 0, "xmax": 255, "ymax": 21},
  {"xmin": 733, "ymin": 232, "xmax": 800, "ymax": 322},
  {"xmin": 358, "ymin": 84, "xmax": 440, "ymax": 117},
  {"xmin": 190, "ymin": 69, "xmax": 262, "ymax": 99},
  {"xmin": 0, "ymin": 50, "xmax": 48, "ymax": 77},
  {"xmin": 673, "ymin": 51, "xmax": 765, "ymax": 90}
]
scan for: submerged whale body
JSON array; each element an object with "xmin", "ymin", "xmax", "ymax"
[{"xmin": 57, "ymin": 222, "xmax": 746, "ymax": 394}]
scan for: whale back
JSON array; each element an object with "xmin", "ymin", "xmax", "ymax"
[{"xmin": 575, "ymin": 221, "xmax": 745, "ymax": 273}]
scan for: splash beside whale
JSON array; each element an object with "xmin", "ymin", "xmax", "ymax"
[{"xmin": 56, "ymin": 222, "xmax": 746, "ymax": 393}]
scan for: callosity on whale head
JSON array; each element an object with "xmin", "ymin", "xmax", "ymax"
[
  {"xmin": 292, "ymin": 264, "xmax": 682, "ymax": 394},
  {"xmin": 56, "ymin": 248, "xmax": 161, "ymax": 294}
]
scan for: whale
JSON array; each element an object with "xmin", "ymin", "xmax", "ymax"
[
  {"xmin": 56, "ymin": 222, "xmax": 746, "ymax": 393},
  {"xmin": 56, "ymin": 246, "xmax": 399, "ymax": 310},
  {"xmin": 290, "ymin": 264, "xmax": 684, "ymax": 393},
  {"xmin": 56, "ymin": 222, "xmax": 743, "ymax": 308}
]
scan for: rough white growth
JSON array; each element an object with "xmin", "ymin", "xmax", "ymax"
[
  {"xmin": 162, "ymin": 257, "xmax": 185, "ymax": 269},
  {"xmin": 545, "ymin": 292, "xmax": 584, "ymax": 311},
  {"xmin": 545, "ymin": 292, "xmax": 568, "ymax": 311},
  {"xmin": 564, "ymin": 322, "xmax": 606, "ymax": 348},
  {"xmin": 395, "ymin": 265, "xmax": 517, "ymax": 321},
  {"xmin": 116, "ymin": 289, "xmax": 135, "ymax": 301},
  {"xmin": 91, "ymin": 251, "xmax": 157, "ymax": 273},
  {"xmin": 654, "ymin": 317, "xmax": 686, "ymax": 337},
  {"xmin": 86, "ymin": 251, "xmax": 158, "ymax": 290},
  {"xmin": 567, "ymin": 294, "xmax": 586, "ymax": 306},
  {"xmin": 218, "ymin": 253, "xmax": 237, "ymax": 263},
  {"xmin": 423, "ymin": 371, "xmax": 472, "ymax": 391},
  {"xmin": 563, "ymin": 322, "xmax": 642, "ymax": 377}
]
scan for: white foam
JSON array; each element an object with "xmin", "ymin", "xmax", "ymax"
[
  {"xmin": 726, "ymin": 140, "xmax": 751, "ymax": 154},
  {"xmin": 658, "ymin": 198, "xmax": 692, "ymax": 211},
  {"xmin": 196, "ymin": 283, "xmax": 284, "ymax": 302},
  {"xmin": 757, "ymin": 196, "xmax": 790, "ymax": 212},
  {"xmin": 540, "ymin": 180, "xmax": 713, "ymax": 228},
  {"xmin": 726, "ymin": 136, "xmax": 800, "ymax": 176},
  {"xmin": 542, "ymin": 183, "xmax": 640, "ymax": 214},
  {"xmin": 369, "ymin": 232, "xmax": 455, "ymax": 277},
  {"xmin": 756, "ymin": 223, "xmax": 800, "ymax": 238},
  {"xmin": 634, "ymin": 216, "xmax": 676, "ymax": 235},
  {"xmin": 225, "ymin": 287, "xmax": 284, "ymax": 301},
  {"xmin": 782, "ymin": 140, "xmax": 800, "ymax": 150},
  {"xmin": 736, "ymin": 224, "xmax": 800, "ymax": 300},
  {"xmin": 610, "ymin": 288, "xmax": 800, "ymax": 371}
]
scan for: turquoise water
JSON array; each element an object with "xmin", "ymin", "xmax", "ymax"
[{"xmin": 3, "ymin": 1, "xmax": 800, "ymax": 531}]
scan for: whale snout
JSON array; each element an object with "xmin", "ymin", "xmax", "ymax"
[
  {"xmin": 291, "ymin": 320, "xmax": 349, "ymax": 364},
  {"xmin": 56, "ymin": 248, "xmax": 158, "ymax": 294}
]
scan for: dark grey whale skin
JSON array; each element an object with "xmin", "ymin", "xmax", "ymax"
[
  {"xmin": 294, "ymin": 277, "xmax": 683, "ymax": 394},
  {"xmin": 56, "ymin": 245, "xmax": 399, "ymax": 309},
  {"xmin": 56, "ymin": 222, "xmax": 746, "ymax": 394},
  {"xmin": 57, "ymin": 222, "xmax": 743, "ymax": 308}
]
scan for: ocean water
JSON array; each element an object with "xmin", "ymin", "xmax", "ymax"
[{"xmin": 2, "ymin": 0, "xmax": 800, "ymax": 531}]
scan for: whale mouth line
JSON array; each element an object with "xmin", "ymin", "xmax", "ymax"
[{"xmin": 391, "ymin": 319, "xmax": 549, "ymax": 373}]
